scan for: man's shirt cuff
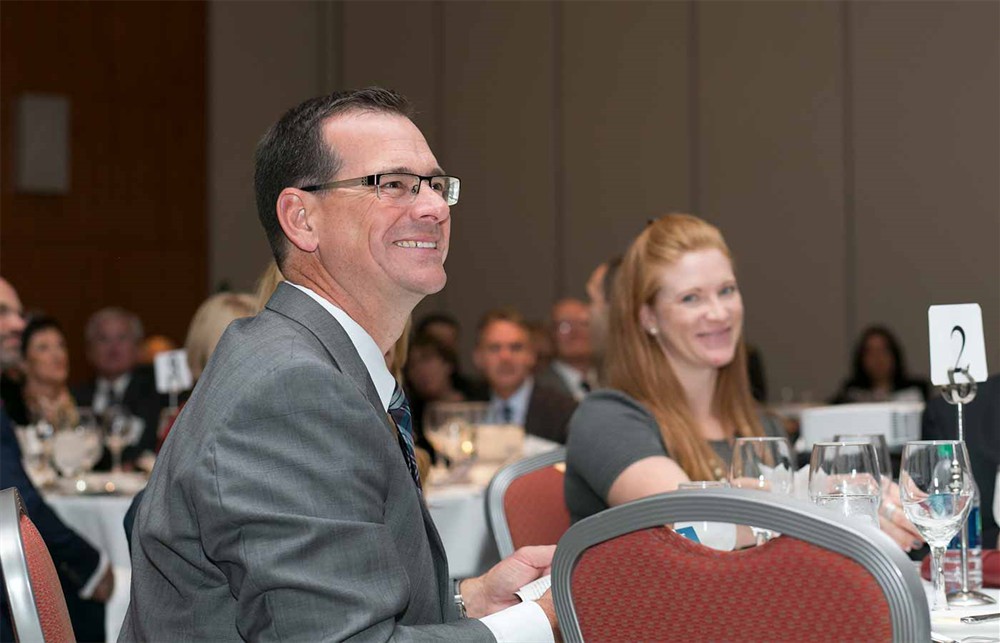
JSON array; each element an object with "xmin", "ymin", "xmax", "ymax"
[{"xmin": 480, "ymin": 600, "xmax": 553, "ymax": 643}]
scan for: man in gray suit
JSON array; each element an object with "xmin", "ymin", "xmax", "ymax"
[{"xmin": 122, "ymin": 89, "xmax": 556, "ymax": 641}]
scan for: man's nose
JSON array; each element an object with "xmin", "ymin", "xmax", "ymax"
[{"xmin": 411, "ymin": 181, "xmax": 450, "ymax": 221}]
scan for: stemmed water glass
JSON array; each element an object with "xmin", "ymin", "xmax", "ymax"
[
  {"xmin": 899, "ymin": 440, "xmax": 974, "ymax": 611},
  {"xmin": 423, "ymin": 402, "xmax": 485, "ymax": 484},
  {"xmin": 729, "ymin": 436, "xmax": 795, "ymax": 543},
  {"xmin": 102, "ymin": 405, "xmax": 135, "ymax": 473},
  {"xmin": 808, "ymin": 442, "xmax": 882, "ymax": 529}
]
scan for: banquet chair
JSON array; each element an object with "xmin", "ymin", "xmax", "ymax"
[
  {"xmin": 0, "ymin": 487, "xmax": 76, "ymax": 642},
  {"xmin": 551, "ymin": 487, "xmax": 929, "ymax": 643},
  {"xmin": 486, "ymin": 448, "xmax": 570, "ymax": 558}
]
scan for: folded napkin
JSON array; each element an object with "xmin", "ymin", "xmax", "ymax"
[{"xmin": 921, "ymin": 549, "xmax": 1000, "ymax": 588}]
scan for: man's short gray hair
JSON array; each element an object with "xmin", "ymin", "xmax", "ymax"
[{"xmin": 85, "ymin": 307, "xmax": 144, "ymax": 343}]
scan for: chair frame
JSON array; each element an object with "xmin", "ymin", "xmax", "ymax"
[
  {"xmin": 485, "ymin": 447, "xmax": 567, "ymax": 558},
  {"xmin": 552, "ymin": 487, "xmax": 929, "ymax": 643},
  {"xmin": 0, "ymin": 487, "xmax": 47, "ymax": 642}
]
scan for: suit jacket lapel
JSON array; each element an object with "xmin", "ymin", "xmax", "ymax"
[
  {"xmin": 265, "ymin": 283, "xmax": 385, "ymax": 417},
  {"xmin": 267, "ymin": 283, "xmax": 452, "ymax": 615}
]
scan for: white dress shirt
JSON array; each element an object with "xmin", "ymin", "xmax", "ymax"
[
  {"xmin": 289, "ymin": 283, "xmax": 553, "ymax": 643},
  {"xmin": 550, "ymin": 360, "xmax": 596, "ymax": 401},
  {"xmin": 92, "ymin": 373, "xmax": 131, "ymax": 414},
  {"xmin": 486, "ymin": 378, "xmax": 534, "ymax": 426}
]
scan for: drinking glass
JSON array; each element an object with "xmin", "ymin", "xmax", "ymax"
[
  {"xmin": 808, "ymin": 442, "xmax": 882, "ymax": 529},
  {"xmin": 103, "ymin": 405, "xmax": 136, "ymax": 473},
  {"xmin": 51, "ymin": 411, "xmax": 104, "ymax": 489},
  {"xmin": 899, "ymin": 440, "xmax": 974, "ymax": 611},
  {"xmin": 729, "ymin": 437, "xmax": 795, "ymax": 543},
  {"xmin": 424, "ymin": 401, "xmax": 486, "ymax": 483},
  {"xmin": 834, "ymin": 433, "xmax": 892, "ymax": 494},
  {"xmin": 675, "ymin": 481, "xmax": 737, "ymax": 551}
]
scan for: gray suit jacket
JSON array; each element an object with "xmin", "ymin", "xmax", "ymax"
[{"xmin": 121, "ymin": 284, "xmax": 493, "ymax": 642}]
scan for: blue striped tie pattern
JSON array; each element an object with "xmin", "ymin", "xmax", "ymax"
[{"xmin": 388, "ymin": 384, "xmax": 421, "ymax": 490}]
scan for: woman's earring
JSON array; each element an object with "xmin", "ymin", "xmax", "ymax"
[{"xmin": 646, "ymin": 327, "xmax": 658, "ymax": 336}]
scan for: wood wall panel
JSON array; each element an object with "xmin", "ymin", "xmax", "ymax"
[
  {"xmin": 698, "ymin": 1, "xmax": 846, "ymax": 398},
  {"xmin": 851, "ymin": 1, "xmax": 1000, "ymax": 378},
  {"xmin": 2, "ymin": 1, "xmax": 207, "ymax": 383},
  {"xmin": 561, "ymin": 1, "xmax": 691, "ymax": 298}
]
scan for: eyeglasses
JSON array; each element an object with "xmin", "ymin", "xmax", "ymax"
[{"xmin": 300, "ymin": 173, "xmax": 461, "ymax": 206}]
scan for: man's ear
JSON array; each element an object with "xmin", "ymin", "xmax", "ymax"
[{"xmin": 276, "ymin": 189, "xmax": 318, "ymax": 254}]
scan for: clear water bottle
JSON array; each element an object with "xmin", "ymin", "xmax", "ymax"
[{"xmin": 943, "ymin": 479, "xmax": 983, "ymax": 592}]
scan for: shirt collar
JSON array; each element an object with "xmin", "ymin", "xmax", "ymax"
[
  {"xmin": 287, "ymin": 282, "xmax": 395, "ymax": 412},
  {"xmin": 98, "ymin": 373, "xmax": 131, "ymax": 398},
  {"xmin": 489, "ymin": 377, "xmax": 534, "ymax": 424}
]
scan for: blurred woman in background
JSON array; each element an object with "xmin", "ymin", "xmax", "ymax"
[{"xmin": 831, "ymin": 325, "xmax": 928, "ymax": 404}]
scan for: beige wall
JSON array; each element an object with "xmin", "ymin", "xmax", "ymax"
[{"xmin": 210, "ymin": 0, "xmax": 999, "ymax": 400}]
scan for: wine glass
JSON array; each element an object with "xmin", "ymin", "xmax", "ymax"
[
  {"xmin": 423, "ymin": 402, "xmax": 485, "ymax": 483},
  {"xmin": 102, "ymin": 405, "xmax": 136, "ymax": 473},
  {"xmin": 729, "ymin": 437, "xmax": 795, "ymax": 543},
  {"xmin": 808, "ymin": 441, "xmax": 882, "ymax": 529},
  {"xmin": 834, "ymin": 433, "xmax": 892, "ymax": 495},
  {"xmin": 899, "ymin": 440, "xmax": 974, "ymax": 611}
]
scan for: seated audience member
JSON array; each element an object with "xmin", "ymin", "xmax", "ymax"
[
  {"xmin": 0, "ymin": 277, "xmax": 113, "ymax": 642},
  {"xmin": 563, "ymin": 214, "xmax": 923, "ymax": 551},
  {"xmin": 527, "ymin": 320, "xmax": 554, "ymax": 375},
  {"xmin": 473, "ymin": 308, "xmax": 576, "ymax": 443},
  {"xmin": 17, "ymin": 316, "xmax": 79, "ymax": 428},
  {"xmin": 831, "ymin": 325, "xmax": 929, "ymax": 404},
  {"xmin": 415, "ymin": 312, "xmax": 485, "ymax": 398},
  {"xmin": 922, "ymin": 373, "xmax": 999, "ymax": 548},
  {"xmin": 536, "ymin": 298, "xmax": 597, "ymax": 401},
  {"xmin": 404, "ymin": 332, "xmax": 465, "ymax": 458},
  {"xmin": 123, "ymin": 88, "xmax": 555, "ymax": 641},
  {"xmin": 73, "ymin": 307, "xmax": 168, "ymax": 466},
  {"xmin": 585, "ymin": 256, "xmax": 622, "ymax": 385}
]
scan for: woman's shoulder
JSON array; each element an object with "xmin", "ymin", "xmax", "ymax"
[{"xmin": 576, "ymin": 389, "xmax": 654, "ymax": 420}]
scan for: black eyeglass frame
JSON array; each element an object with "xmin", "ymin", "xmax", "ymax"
[{"xmin": 299, "ymin": 173, "xmax": 461, "ymax": 206}]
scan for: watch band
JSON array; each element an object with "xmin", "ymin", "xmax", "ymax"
[{"xmin": 453, "ymin": 579, "xmax": 468, "ymax": 618}]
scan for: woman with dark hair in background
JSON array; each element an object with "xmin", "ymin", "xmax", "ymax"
[
  {"xmin": 831, "ymin": 325, "xmax": 929, "ymax": 404},
  {"xmin": 404, "ymin": 332, "xmax": 466, "ymax": 461},
  {"xmin": 8, "ymin": 315, "xmax": 78, "ymax": 428}
]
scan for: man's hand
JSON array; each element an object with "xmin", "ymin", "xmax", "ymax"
[
  {"xmin": 880, "ymin": 481, "xmax": 924, "ymax": 552},
  {"xmin": 459, "ymin": 545, "xmax": 555, "ymax": 618},
  {"xmin": 90, "ymin": 568, "xmax": 115, "ymax": 603}
]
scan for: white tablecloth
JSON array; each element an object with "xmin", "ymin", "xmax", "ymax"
[
  {"xmin": 926, "ymin": 581, "xmax": 1000, "ymax": 641},
  {"xmin": 46, "ymin": 491, "xmax": 134, "ymax": 643}
]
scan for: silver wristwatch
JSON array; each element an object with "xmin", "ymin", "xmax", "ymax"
[{"xmin": 453, "ymin": 579, "xmax": 467, "ymax": 618}]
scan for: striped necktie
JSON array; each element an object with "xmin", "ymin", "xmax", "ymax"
[{"xmin": 388, "ymin": 384, "xmax": 421, "ymax": 490}]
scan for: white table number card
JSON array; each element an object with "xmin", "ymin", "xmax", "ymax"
[
  {"xmin": 928, "ymin": 304, "xmax": 989, "ymax": 385},
  {"xmin": 154, "ymin": 349, "xmax": 193, "ymax": 394}
]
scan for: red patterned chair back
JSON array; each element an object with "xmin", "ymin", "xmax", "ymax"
[
  {"xmin": 487, "ymin": 448, "xmax": 569, "ymax": 557},
  {"xmin": 551, "ymin": 488, "xmax": 929, "ymax": 643},
  {"xmin": 0, "ymin": 487, "xmax": 76, "ymax": 642}
]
